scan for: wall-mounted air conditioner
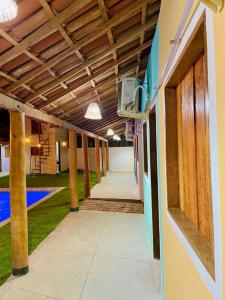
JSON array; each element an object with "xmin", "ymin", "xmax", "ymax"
[{"xmin": 117, "ymin": 77, "xmax": 146, "ymax": 120}]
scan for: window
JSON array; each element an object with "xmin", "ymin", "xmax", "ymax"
[
  {"xmin": 143, "ymin": 123, "xmax": 148, "ymax": 174},
  {"xmin": 5, "ymin": 145, "xmax": 10, "ymax": 158},
  {"xmin": 31, "ymin": 120, "xmax": 42, "ymax": 134},
  {"xmin": 165, "ymin": 22, "xmax": 214, "ymax": 277}
]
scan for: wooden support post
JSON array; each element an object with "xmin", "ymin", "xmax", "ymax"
[
  {"xmin": 10, "ymin": 111, "xmax": 29, "ymax": 276},
  {"xmin": 106, "ymin": 142, "xmax": 109, "ymax": 171},
  {"xmin": 69, "ymin": 130, "xmax": 79, "ymax": 211},
  {"xmin": 95, "ymin": 138, "xmax": 101, "ymax": 183},
  {"xmin": 82, "ymin": 133, "xmax": 90, "ymax": 198},
  {"xmin": 102, "ymin": 141, "xmax": 107, "ymax": 176}
]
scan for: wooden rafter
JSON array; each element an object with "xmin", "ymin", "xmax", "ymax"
[
  {"xmin": 4, "ymin": 0, "xmax": 154, "ymax": 94},
  {"xmin": 36, "ymin": 41, "xmax": 151, "ymax": 109},
  {"xmin": 0, "ymin": 0, "xmax": 161, "ymax": 137}
]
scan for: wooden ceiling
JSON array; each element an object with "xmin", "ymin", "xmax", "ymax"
[{"xmin": 0, "ymin": 0, "xmax": 161, "ymax": 137}]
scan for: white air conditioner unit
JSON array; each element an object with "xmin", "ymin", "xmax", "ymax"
[{"xmin": 117, "ymin": 77, "xmax": 146, "ymax": 120}]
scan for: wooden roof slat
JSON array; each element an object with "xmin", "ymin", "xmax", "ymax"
[
  {"xmin": 5, "ymin": 0, "xmax": 153, "ymax": 94},
  {"xmin": 48, "ymin": 58, "xmax": 146, "ymax": 121},
  {"xmin": 0, "ymin": 0, "xmax": 160, "ymax": 137},
  {"xmin": 21, "ymin": 20, "xmax": 154, "ymax": 102},
  {"xmin": 97, "ymin": 0, "xmax": 119, "ymax": 83},
  {"xmin": 0, "ymin": 0, "xmax": 93, "ymax": 66},
  {"xmin": 136, "ymin": 4, "xmax": 147, "ymax": 75},
  {"xmin": 36, "ymin": 40, "xmax": 152, "ymax": 109}
]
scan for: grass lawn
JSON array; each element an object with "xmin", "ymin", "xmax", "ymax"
[{"xmin": 0, "ymin": 171, "xmax": 96, "ymax": 286}]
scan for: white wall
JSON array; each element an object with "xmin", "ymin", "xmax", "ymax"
[
  {"xmin": 0, "ymin": 145, "xmax": 9, "ymax": 172},
  {"xmin": 109, "ymin": 147, "xmax": 134, "ymax": 172},
  {"xmin": 76, "ymin": 147, "xmax": 134, "ymax": 173}
]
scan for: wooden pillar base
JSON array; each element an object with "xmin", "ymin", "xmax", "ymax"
[
  {"xmin": 71, "ymin": 207, "xmax": 79, "ymax": 212},
  {"xmin": 13, "ymin": 266, "xmax": 29, "ymax": 276}
]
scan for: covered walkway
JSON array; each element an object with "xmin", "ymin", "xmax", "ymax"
[
  {"xmin": 90, "ymin": 171, "xmax": 141, "ymax": 200},
  {"xmin": 0, "ymin": 172, "xmax": 160, "ymax": 299},
  {"xmin": 0, "ymin": 209, "xmax": 161, "ymax": 300}
]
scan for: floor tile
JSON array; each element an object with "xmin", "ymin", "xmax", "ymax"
[
  {"xmin": 104, "ymin": 212, "xmax": 146, "ymax": 232},
  {"xmin": 2, "ymin": 287, "xmax": 58, "ymax": 300},
  {"xmin": 13, "ymin": 248, "xmax": 93, "ymax": 300},
  {"xmin": 48, "ymin": 226, "xmax": 102, "ymax": 254},
  {"xmin": 90, "ymin": 172, "xmax": 140, "ymax": 200},
  {"xmin": 80, "ymin": 255, "xmax": 161, "ymax": 300},
  {"xmin": 97, "ymin": 227, "xmax": 151, "ymax": 262}
]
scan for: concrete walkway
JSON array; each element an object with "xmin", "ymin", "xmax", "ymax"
[
  {"xmin": 90, "ymin": 171, "xmax": 140, "ymax": 200},
  {"xmin": 0, "ymin": 211, "xmax": 161, "ymax": 300},
  {"xmin": 0, "ymin": 172, "xmax": 9, "ymax": 178}
]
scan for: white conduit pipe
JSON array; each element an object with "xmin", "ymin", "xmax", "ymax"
[{"xmin": 146, "ymin": 0, "xmax": 195, "ymax": 112}]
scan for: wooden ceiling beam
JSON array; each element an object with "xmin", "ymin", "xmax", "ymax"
[
  {"xmin": 0, "ymin": 29, "xmax": 62, "ymax": 95},
  {"xmin": 0, "ymin": 0, "xmax": 93, "ymax": 66},
  {"xmin": 9, "ymin": 19, "xmax": 154, "ymax": 100},
  {"xmin": 36, "ymin": 41, "xmax": 151, "ymax": 109},
  {"xmin": 54, "ymin": 57, "xmax": 147, "ymax": 115},
  {"xmin": 51, "ymin": 60, "xmax": 146, "ymax": 121},
  {"xmin": 5, "ymin": 0, "xmax": 154, "ymax": 94},
  {"xmin": 136, "ymin": 4, "xmax": 147, "ymax": 76},
  {"xmin": 97, "ymin": 0, "xmax": 119, "ymax": 84},
  {"xmin": 94, "ymin": 118, "xmax": 130, "ymax": 134},
  {"xmin": 39, "ymin": 0, "xmax": 99, "ymax": 100}
]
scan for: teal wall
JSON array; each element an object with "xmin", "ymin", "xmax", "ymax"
[
  {"xmin": 141, "ymin": 27, "xmax": 159, "ymax": 254},
  {"xmin": 140, "ymin": 26, "xmax": 165, "ymax": 300}
]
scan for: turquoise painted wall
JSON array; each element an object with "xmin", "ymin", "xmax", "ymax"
[
  {"xmin": 140, "ymin": 27, "xmax": 165, "ymax": 300},
  {"xmin": 141, "ymin": 27, "xmax": 159, "ymax": 255}
]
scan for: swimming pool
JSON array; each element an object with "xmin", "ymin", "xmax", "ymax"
[{"xmin": 0, "ymin": 188, "xmax": 62, "ymax": 224}]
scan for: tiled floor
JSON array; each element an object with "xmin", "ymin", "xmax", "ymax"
[
  {"xmin": 90, "ymin": 172, "xmax": 141, "ymax": 200},
  {"xmin": 0, "ymin": 211, "xmax": 161, "ymax": 300}
]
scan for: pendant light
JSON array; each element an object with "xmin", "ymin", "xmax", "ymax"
[
  {"xmin": 113, "ymin": 135, "xmax": 121, "ymax": 141},
  {"xmin": 106, "ymin": 128, "xmax": 114, "ymax": 136},
  {"xmin": 84, "ymin": 91, "xmax": 102, "ymax": 120},
  {"xmin": 0, "ymin": 0, "xmax": 18, "ymax": 23},
  {"xmin": 84, "ymin": 102, "xmax": 102, "ymax": 120}
]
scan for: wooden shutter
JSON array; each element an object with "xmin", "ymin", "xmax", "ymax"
[
  {"xmin": 194, "ymin": 54, "xmax": 213, "ymax": 242},
  {"xmin": 181, "ymin": 67, "xmax": 198, "ymax": 227}
]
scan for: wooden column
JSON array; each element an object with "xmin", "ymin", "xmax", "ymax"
[
  {"xmin": 10, "ymin": 111, "xmax": 28, "ymax": 276},
  {"xmin": 82, "ymin": 134, "xmax": 90, "ymax": 198},
  {"xmin": 102, "ymin": 141, "xmax": 107, "ymax": 176},
  {"xmin": 95, "ymin": 138, "xmax": 101, "ymax": 183},
  {"xmin": 69, "ymin": 130, "xmax": 79, "ymax": 211},
  {"xmin": 106, "ymin": 142, "xmax": 109, "ymax": 171}
]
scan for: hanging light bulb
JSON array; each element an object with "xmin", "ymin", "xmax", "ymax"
[
  {"xmin": 84, "ymin": 102, "xmax": 102, "ymax": 120},
  {"xmin": 106, "ymin": 128, "xmax": 114, "ymax": 136},
  {"xmin": 113, "ymin": 135, "xmax": 121, "ymax": 141},
  {"xmin": 0, "ymin": 0, "xmax": 18, "ymax": 23}
]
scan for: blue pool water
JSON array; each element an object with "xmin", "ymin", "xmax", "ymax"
[{"xmin": 0, "ymin": 191, "xmax": 50, "ymax": 223}]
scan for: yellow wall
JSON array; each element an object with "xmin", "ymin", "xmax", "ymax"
[{"xmin": 157, "ymin": 0, "xmax": 224, "ymax": 299}]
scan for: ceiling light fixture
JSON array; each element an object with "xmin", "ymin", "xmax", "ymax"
[
  {"xmin": 106, "ymin": 128, "xmax": 114, "ymax": 136},
  {"xmin": 84, "ymin": 102, "xmax": 102, "ymax": 120},
  {"xmin": 113, "ymin": 135, "xmax": 121, "ymax": 141},
  {"xmin": 0, "ymin": 0, "xmax": 18, "ymax": 23}
]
